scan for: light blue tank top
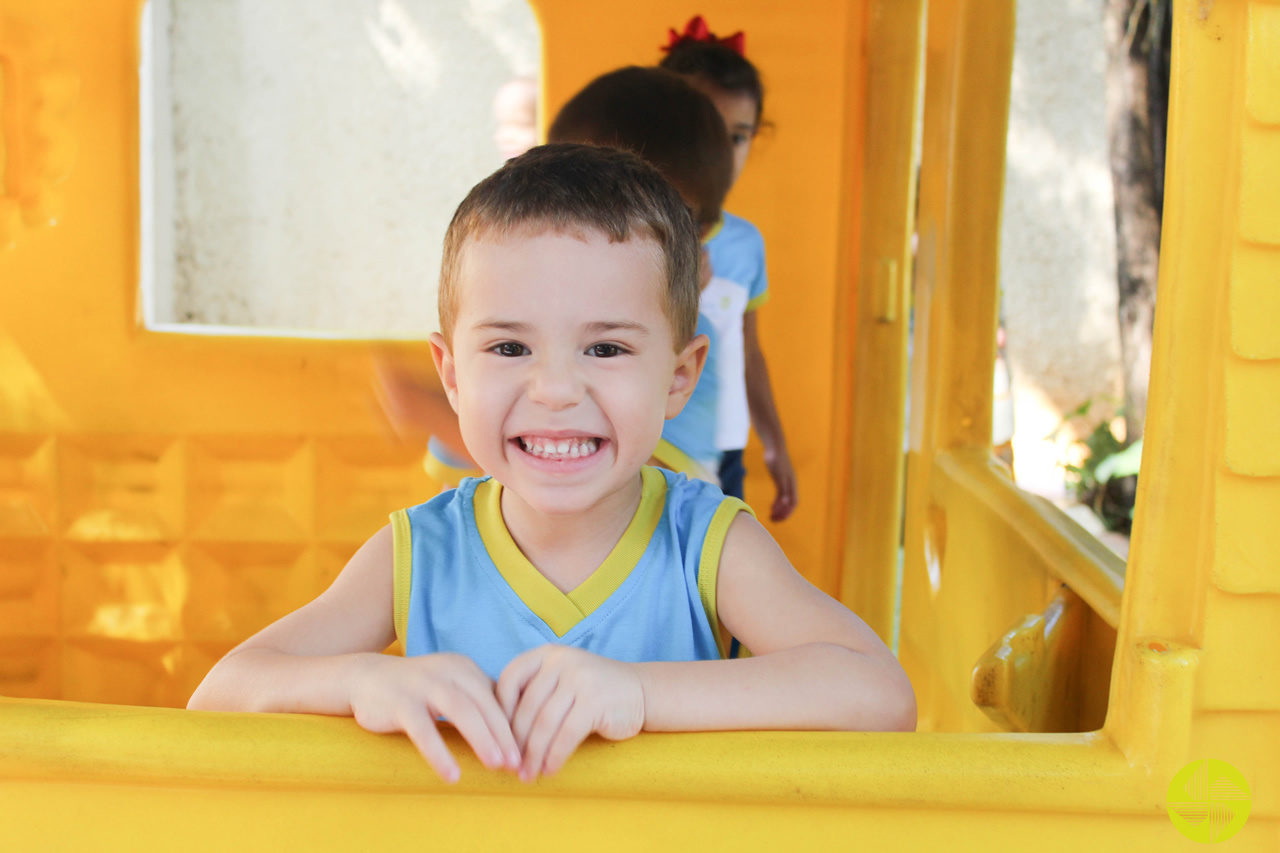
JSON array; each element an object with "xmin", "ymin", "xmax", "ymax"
[{"xmin": 389, "ymin": 466, "xmax": 752, "ymax": 679}]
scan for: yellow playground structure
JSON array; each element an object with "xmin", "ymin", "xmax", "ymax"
[{"xmin": 1, "ymin": 0, "xmax": 1277, "ymax": 848}]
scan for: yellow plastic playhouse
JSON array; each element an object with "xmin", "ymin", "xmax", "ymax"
[{"xmin": 1, "ymin": 0, "xmax": 1276, "ymax": 849}]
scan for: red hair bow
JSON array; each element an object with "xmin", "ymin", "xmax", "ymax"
[{"xmin": 662, "ymin": 15, "xmax": 745, "ymax": 56}]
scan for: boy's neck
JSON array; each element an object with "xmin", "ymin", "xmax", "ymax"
[{"xmin": 498, "ymin": 472, "xmax": 646, "ymax": 594}]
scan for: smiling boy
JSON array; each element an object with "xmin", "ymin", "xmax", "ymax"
[{"xmin": 189, "ymin": 144, "xmax": 915, "ymax": 784}]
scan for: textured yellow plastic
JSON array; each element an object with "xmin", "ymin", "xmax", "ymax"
[{"xmin": 1, "ymin": 0, "xmax": 1277, "ymax": 849}]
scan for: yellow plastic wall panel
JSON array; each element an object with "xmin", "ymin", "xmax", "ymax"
[
  {"xmin": 1247, "ymin": 2, "xmax": 1280, "ymax": 125},
  {"xmin": 1214, "ymin": 470, "xmax": 1280, "ymax": 594},
  {"xmin": 0, "ymin": 430, "xmax": 428, "ymax": 703},
  {"xmin": 1230, "ymin": 244, "xmax": 1280, "ymax": 358},
  {"xmin": 0, "ymin": 14, "xmax": 79, "ymax": 249},
  {"xmin": 1197, "ymin": 587, "xmax": 1280, "ymax": 711},
  {"xmin": 1225, "ymin": 358, "xmax": 1280, "ymax": 476},
  {"xmin": 1240, "ymin": 127, "xmax": 1280, "ymax": 244}
]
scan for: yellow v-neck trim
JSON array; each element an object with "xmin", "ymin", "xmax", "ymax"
[{"xmin": 473, "ymin": 467, "xmax": 667, "ymax": 637}]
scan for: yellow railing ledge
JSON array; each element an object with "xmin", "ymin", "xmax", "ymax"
[{"xmin": 1, "ymin": 697, "xmax": 1165, "ymax": 813}]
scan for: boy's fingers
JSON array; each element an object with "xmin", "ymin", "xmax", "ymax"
[
  {"xmin": 456, "ymin": 676, "xmax": 522, "ymax": 769},
  {"xmin": 431, "ymin": 692, "xmax": 507, "ymax": 771},
  {"xmin": 541, "ymin": 705, "xmax": 593, "ymax": 777},
  {"xmin": 400, "ymin": 713, "xmax": 460, "ymax": 784},
  {"xmin": 511, "ymin": 667, "xmax": 560, "ymax": 752},
  {"xmin": 496, "ymin": 648, "xmax": 544, "ymax": 719},
  {"xmin": 521, "ymin": 690, "xmax": 575, "ymax": 783}
]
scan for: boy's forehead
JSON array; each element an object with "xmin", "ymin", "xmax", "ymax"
[
  {"xmin": 452, "ymin": 225, "xmax": 672, "ymax": 333},
  {"xmin": 456, "ymin": 222, "xmax": 666, "ymax": 285}
]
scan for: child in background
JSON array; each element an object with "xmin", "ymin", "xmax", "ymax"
[
  {"xmin": 659, "ymin": 16, "xmax": 797, "ymax": 521},
  {"xmin": 189, "ymin": 144, "xmax": 915, "ymax": 785}
]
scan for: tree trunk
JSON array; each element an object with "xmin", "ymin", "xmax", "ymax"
[{"xmin": 1103, "ymin": 0, "xmax": 1169, "ymax": 443}]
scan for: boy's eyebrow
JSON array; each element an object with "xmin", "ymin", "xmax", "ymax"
[
  {"xmin": 472, "ymin": 319, "xmax": 650, "ymax": 336},
  {"xmin": 474, "ymin": 319, "xmax": 533, "ymax": 333},
  {"xmin": 585, "ymin": 320, "xmax": 650, "ymax": 336}
]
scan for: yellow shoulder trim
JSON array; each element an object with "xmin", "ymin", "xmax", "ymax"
[
  {"xmin": 423, "ymin": 445, "xmax": 482, "ymax": 489},
  {"xmin": 389, "ymin": 509, "xmax": 413, "ymax": 656},
  {"xmin": 651, "ymin": 438, "xmax": 715, "ymax": 483},
  {"xmin": 697, "ymin": 497, "xmax": 756, "ymax": 659},
  {"xmin": 745, "ymin": 291, "xmax": 770, "ymax": 312}
]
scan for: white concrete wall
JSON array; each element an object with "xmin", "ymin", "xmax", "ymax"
[
  {"xmin": 145, "ymin": 0, "xmax": 539, "ymax": 336},
  {"xmin": 1000, "ymin": 0, "xmax": 1124, "ymax": 497}
]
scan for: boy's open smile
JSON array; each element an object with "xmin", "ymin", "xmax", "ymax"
[{"xmin": 512, "ymin": 433, "xmax": 607, "ymax": 471}]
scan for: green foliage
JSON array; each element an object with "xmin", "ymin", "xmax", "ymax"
[{"xmin": 1053, "ymin": 400, "xmax": 1143, "ymax": 533}]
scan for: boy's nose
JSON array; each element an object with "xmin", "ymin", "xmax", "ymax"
[{"xmin": 526, "ymin": 357, "xmax": 584, "ymax": 411}]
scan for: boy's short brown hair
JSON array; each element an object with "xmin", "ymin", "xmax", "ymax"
[
  {"xmin": 547, "ymin": 66, "xmax": 733, "ymax": 231},
  {"xmin": 439, "ymin": 143, "xmax": 700, "ymax": 348}
]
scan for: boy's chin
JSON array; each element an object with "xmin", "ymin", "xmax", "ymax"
[
  {"xmin": 506, "ymin": 474, "xmax": 621, "ymax": 515},
  {"xmin": 501, "ymin": 465, "xmax": 646, "ymax": 517}
]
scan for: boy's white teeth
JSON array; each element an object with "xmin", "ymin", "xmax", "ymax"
[{"xmin": 519, "ymin": 436, "xmax": 599, "ymax": 459}]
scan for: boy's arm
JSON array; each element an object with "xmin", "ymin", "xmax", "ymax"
[
  {"xmin": 637, "ymin": 513, "xmax": 915, "ymax": 733},
  {"xmin": 743, "ymin": 312, "xmax": 797, "ymax": 521}
]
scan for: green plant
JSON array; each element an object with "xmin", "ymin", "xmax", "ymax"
[{"xmin": 1049, "ymin": 399, "xmax": 1143, "ymax": 533}]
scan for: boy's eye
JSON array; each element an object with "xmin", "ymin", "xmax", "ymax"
[
  {"xmin": 588, "ymin": 343, "xmax": 625, "ymax": 358},
  {"xmin": 492, "ymin": 342, "xmax": 528, "ymax": 357},
  {"xmin": 731, "ymin": 132, "xmax": 752, "ymax": 146}
]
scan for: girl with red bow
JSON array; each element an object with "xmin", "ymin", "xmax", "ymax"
[{"xmin": 658, "ymin": 16, "xmax": 797, "ymax": 524}]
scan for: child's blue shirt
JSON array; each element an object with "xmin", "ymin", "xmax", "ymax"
[{"xmin": 390, "ymin": 466, "xmax": 752, "ymax": 678}]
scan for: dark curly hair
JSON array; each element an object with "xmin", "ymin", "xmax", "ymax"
[{"xmin": 659, "ymin": 40, "xmax": 765, "ymax": 126}]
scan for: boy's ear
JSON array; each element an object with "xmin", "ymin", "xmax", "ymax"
[
  {"xmin": 665, "ymin": 333, "xmax": 710, "ymax": 420},
  {"xmin": 429, "ymin": 332, "xmax": 461, "ymax": 413}
]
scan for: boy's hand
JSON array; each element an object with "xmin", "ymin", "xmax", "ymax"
[
  {"xmin": 497, "ymin": 646, "xmax": 645, "ymax": 782},
  {"xmin": 348, "ymin": 653, "xmax": 521, "ymax": 783}
]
